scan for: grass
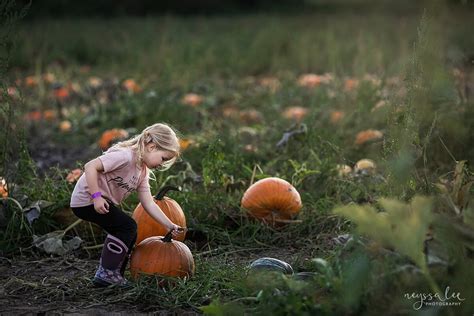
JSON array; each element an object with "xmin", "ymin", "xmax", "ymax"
[
  {"xmin": 11, "ymin": 13, "xmax": 420, "ymax": 79},
  {"xmin": 1, "ymin": 2, "xmax": 474, "ymax": 315}
]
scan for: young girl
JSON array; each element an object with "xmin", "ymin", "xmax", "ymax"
[{"xmin": 70, "ymin": 123, "xmax": 183, "ymax": 287}]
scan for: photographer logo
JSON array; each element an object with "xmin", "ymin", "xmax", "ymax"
[{"xmin": 404, "ymin": 286, "xmax": 465, "ymax": 310}]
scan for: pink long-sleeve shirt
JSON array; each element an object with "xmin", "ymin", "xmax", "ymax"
[{"xmin": 70, "ymin": 147, "xmax": 150, "ymax": 207}]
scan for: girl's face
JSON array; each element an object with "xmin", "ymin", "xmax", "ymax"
[{"xmin": 142, "ymin": 143, "xmax": 175, "ymax": 169}]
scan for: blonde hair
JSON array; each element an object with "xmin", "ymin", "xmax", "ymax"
[{"xmin": 109, "ymin": 123, "xmax": 180, "ymax": 171}]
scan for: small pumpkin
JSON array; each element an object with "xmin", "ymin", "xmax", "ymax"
[
  {"xmin": 122, "ymin": 79, "xmax": 142, "ymax": 94},
  {"xmin": 330, "ymin": 110, "xmax": 344, "ymax": 124},
  {"xmin": 354, "ymin": 129, "xmax": 383, "ymax": 146},
  {"xmin": 344, "ymin": 78, "xmax": 359, "ymax": 91},
  {"xmin": 88, "ymin": 76, "xmax": 103, "ymax": 89},
  {"xmin": 42, "ymin": 110, "xmax": 56, "ymax": 121},
  {"xmin": 53, "ymin": 86, "xmax": 70, "ymax": 101},
  {"xmin": 24, "ymin": 110, "xmax": 42, "ymax": 122},
  {"xmin": 239, "ymin": 109, "xmax": 263, "ymax": 124},
  {"xmin": 281, "ymin": 106, "xmax": 309, "ymax": 122},
  {"xmin": 130, "ymin": 231, "xmax": 195, "ymax": 279},
  {"xmin": 59, "ymin": 120, "xmax": 72, "ymax": 132},
  {"xmin": 258, "ymin": 76, "xmax": 280, "ymax": 92},
  {"xmin": 0, "ymin": 177, "xmax": 8, "ymax": 198},
  {"xmin": 336, "ymin": 164, "xmax": 352, "ymax": 177},
  {"xmin": 98, "ymin": 128, "xmax": 129, "ymax": 150},
  {"xmin": 25, "ymin": 76, "xmax": 38, "ymax": 87},
  {"xmin": 221, "ymin": 105, "xmax": 240, "ymax": 119},
  {"xmin": 354, "ymin": 159, "xmax": 376, "ymax": 175},
  {"xmin": 297, "ymin": 74, "xmax": 322, "ymax": 88},
  {"xmin": 182, "ymin": 93, "xmax": 203, "ymax": 107},
  {"xmin": 248, "ymin": 257, "xmax": 294, "ymax": 275},
  {"xmin": 66, "ymin": 168, "xmax": 82, "ymax": 183},
  {"xmin": 241, "ymin": 177, "xmax": 302, "ymax": 226},
  {"xmin": 132, "ymin": 186, "xmax": 186, "ymax": 243},
  {"xmin": 179, "ymin": 138, "xmax": 194, "ymax": 151}
]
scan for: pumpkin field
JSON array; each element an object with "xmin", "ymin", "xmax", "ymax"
[{"xmin": 1, "ymin": 1, "xmax": 474, "ymax": 315}]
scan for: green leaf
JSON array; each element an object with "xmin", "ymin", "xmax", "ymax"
[
  {"xmin": 333, "ymin": 196, "xmax": 433, "ymax": 268},
  {"xmin": 200, "ymin": 300, "xmax": 245, "ymax": 316}
]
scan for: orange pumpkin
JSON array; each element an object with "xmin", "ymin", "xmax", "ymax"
[
  {"xmin": 221, "ymin": 105, "xmax": 240, "ymax": 119},
  {"xmin": 344, "ymin": 78, "xmax": 359, "ymax": 92},
  {"xmin": 25, "ymin": 76, "xmax": 38, "ymax": 87},
  {"xmin": 281, "ymin": 106, "xmax": 309, "ymax": 122},
  {"xmin": 241, "ymin": 177, "xmax": 302, "ymax": 226},
  {"xmin": 354, "ymin": 129, "xmax": 383, "ymax": 145},
  {"xmin": 182, "ymin": 93, "xmax": 203, "ymax": 107},
  {"xmin": 53, "ymin": 86, "xmax": 70, "ymax": 101},
  {"xmin": 130, "ymin": 232, "xmax": 195, "ymax": 279},
  {"xmin": 239, "ymin": 109, "xmax": 263, "ymax": 124},
  {"xmin": 24, "ymin": 111, "xmax": 42, "ymax": 122},
  {"xmin": 297, "ymin": 74, "xmax": 322, "ymax": 88},
  {"xmin": 66, "ymin": 168, "xmax": 82, "ymax": 183},
  {"xmin": 179, "ymin": 138, "xmax": 194, "ymax": 151},
  {"xmin": 132, "ymin": 186, "xmax": 186, "ymax": 243},
  {"xmin": 59, "ymin": 120, "xmax": 72, "ymax": 132},
  {"xmin": 258, "ymin": 76, "xmax": 280, "ymax": 92},
  {"xmin": 98, "ymin": 128, "xmax": 129, "ymax": 150},
  {"xmin": 122, "ymin": 79, "xmax": 142, "ymax": 93},
  {"xmin": 43, "ymin": 110, "xmax": 56, "ymax": 121},
  {"xmin": 330, "ymin": 111, "xmax": 344, "ymax": 124},
  {"xmin": 0, "ymin": 177, "xmax": 8, "ymax": 198}
]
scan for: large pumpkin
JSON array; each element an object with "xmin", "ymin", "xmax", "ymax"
[
  {"xmin": 130, "ymin": 232, "xmax": 195, "ymax": 279},
  {"xmin": 133, "ymin": 186, "xmax": 186, "ymax": 243},
  {"xmin": 241, "ymin": 177, "xmax": 302, "ymax": 226}
]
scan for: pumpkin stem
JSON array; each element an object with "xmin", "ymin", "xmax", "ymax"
[
  {"xmin": 154, "ymin": 185, "xmax": 181, "ymax": 200},
  {"xmin": 162, "ymin": 231, "xmax": 174, "ymax": 242}
]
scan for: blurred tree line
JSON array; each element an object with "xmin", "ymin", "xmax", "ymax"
[{"xmin": 16, "ymin": 0, "xmax": 473, "ymax": 19}]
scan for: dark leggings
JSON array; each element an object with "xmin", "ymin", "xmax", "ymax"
[{"xmin": 71, "ymin": 202, "xmax": 137, "ymax": 250}]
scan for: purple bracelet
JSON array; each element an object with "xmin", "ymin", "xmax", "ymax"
[{"xmin": 91, "ymin": 191, "xmax": 102, "ymax": 199}]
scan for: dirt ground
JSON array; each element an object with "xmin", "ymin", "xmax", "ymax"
[
  {"xmin": 0, "ymin": 244, "xmax": 317, "ymax": 315},
  {"xmin": 0, "ymin": 254, "xmax": 199, "ymax": 315},
  {"xmin": 26, "ymin": 127, "xmax": 100, "ymax": 176}
]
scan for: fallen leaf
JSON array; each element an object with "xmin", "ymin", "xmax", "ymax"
[
  {"xmin": 33, "ymin": 233, "xmax": 82, "ymax": 255},
  {"xmin": 23, "ymin": 200, "xmax": 54, "ymax": 225}
]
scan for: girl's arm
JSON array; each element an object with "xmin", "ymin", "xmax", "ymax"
[
  {"xmin": 138, "ymin": 190, "xmax": 182, "ymax": 236},
  {"xmin": 84, "ymin": 158, "xmax": 109, "ymax": 214}
]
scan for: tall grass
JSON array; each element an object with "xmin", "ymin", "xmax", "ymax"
[{"xmin": 11, "ymin": 13, "xmax": 421, "ymax": 81}]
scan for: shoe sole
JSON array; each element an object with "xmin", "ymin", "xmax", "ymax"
[
  {"xmin": 93, "ymin": 277, "xmax": 132, "ymax": 288},
  {"xmin": 92, "ymin": 277, "xmax": 112, "ymax": 287}
]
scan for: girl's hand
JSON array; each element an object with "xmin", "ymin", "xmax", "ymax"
[
  {"xmin": 168, "ymin": 224, "xmax": 184, "ymax": 238},
  {"xmin": 93, "ymin": 197, "xmax": 109, "ymax": 214}
]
